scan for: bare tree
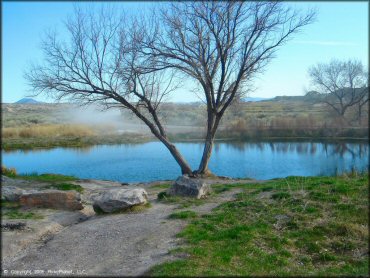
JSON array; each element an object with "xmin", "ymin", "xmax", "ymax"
[
  {"xmin": 26, "ymin": 2, "xmax": 315, "ymax": 178},
  {"xmin": 356, "ymin": 72, "xmax": 369, "ymax": 124},
  {"xmin": 308, "ymin": 59, "xmax": 369, "ymax": 120},
  {"xmin": 25, "ymin": 7, "xmax": 193, "ymax": 175},
  {"xmin": 357, "ymin": 94, "xmax": 369, "ymax": 125},
  {"xmin": 140, "ymin": 1, "xmax": 315, "ymax": 175}
]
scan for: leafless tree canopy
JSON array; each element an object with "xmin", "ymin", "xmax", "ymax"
[
  {"xmin": 25, "ymin": 2, "xmax": 316, "ymax": 176},
  {"xmin": 139, "ymin": 1, "xmax": 315, "ymax": 173},
  {"xmin": 25, "ymin": 7, "xmax": 193, "ymax": 174},
  {"xmin": 308, "ymin": 59, "xmax": 369, "ymax": 117}
]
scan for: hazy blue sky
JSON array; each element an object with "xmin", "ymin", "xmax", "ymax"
[{"xmin": 2, "ymin": 1, "xmax": 368, "ymax": 103}]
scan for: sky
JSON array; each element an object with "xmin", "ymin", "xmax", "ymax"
[{"xmin": 2, "ymin": 1, "xmax": 369, "ymax": 103}]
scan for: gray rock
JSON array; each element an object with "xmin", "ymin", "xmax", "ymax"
[
  {"xmin": 2, "ymin": 175, "xmax": 13, "ymax": 183},
  {"xmin": 2, "ymin": 186, "xmax": 24, "ymax": 202},
  {"xmin": 167, "ymin": 176, "xmax": 211, "ymax": 199},
  {"xmin": 92, "ymin": 188, "xmax": 148, "ymax": 213}
]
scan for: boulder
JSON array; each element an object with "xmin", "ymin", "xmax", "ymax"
[
  {"xmin": 20, "ymin": 190, "xmax": 83, "ymax": 211},
  {"xmin": 2, "ymin": 186, "xmax": 24, "ymax": 202},
  {"xmin": 92, "ymin": 188, "xmax": 148, "ymax": 213},
  {"xmin": 167, "ymin": 176, "xmax": 211, "ymax": 199}
]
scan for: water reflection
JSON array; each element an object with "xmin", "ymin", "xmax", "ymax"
[
  {"xmin": 223, "ymin": 141, "xmax": 368, "ymax": 158},
  {"xmin": 3, "ymin": 145, "xmax": 96, "ymax": 155},
  {"xmin": 2, "ymin": 141, "xmax": 368, "ymax": 183}
]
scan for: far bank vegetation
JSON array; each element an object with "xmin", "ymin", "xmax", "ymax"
[{"xmin": 2, "ymin": 96, "xmax": 369, "ymax": 151}]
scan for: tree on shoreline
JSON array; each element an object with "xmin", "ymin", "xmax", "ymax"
[
  {"xmin": 140, "ymin": 1, "xmax": 315, "ymax": 174},
  {"xmin": 26, "ymin": 2, "xmax": 315, "ymax": 177},
  {"xmin": 25, "ymin": 8, "xmax": 193, "ymax": 175},
  {"xmin": 308, "ymin": 59, "xmax": 369, "ymax": 122}
]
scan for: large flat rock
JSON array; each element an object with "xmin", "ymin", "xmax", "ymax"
[
  {"xmin": 92, "ymin": 188, "xmax": 148, "ymax": 213},
  {"xmin": 20, "ymin": 190, "xmax": 83, "ymax": 211}
]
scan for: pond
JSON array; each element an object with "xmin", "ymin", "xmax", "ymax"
[{"xmin": 2, "ymin": 141, "xmax": 368, "ymax": 183}]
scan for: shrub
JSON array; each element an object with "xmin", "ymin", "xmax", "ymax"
[
  {"xmin": 158, "ymin": 191, "xmax": 168, "ymax": 200},
  {"xmin": 1, "ymin": 165, "xmax": 17, "ymax": 178}
]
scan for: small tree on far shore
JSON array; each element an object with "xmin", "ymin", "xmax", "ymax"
[{"xmin": 308, "ymin": 59, "xmax": 369, "ymax": 121}]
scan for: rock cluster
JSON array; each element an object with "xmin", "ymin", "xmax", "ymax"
[{"xmin": 2, "ymin": 176, "xmax": 150, "ymax": 213}]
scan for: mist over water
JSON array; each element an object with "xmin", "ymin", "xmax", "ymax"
[
  {"xmin": 61, "ymin": 104, "xmax": 151, "ymax": 133},
  {"xmin": 64, "ymin": 105, "xmax": 123, "ymax": 125},
  {"xmin": 59, "ymin": 104, "xmax": 203, "ymax": 134}
]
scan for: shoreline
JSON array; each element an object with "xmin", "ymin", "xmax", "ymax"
[
  {"xmin": 2, "ymin": 134, "xmax": 368, "ymax": 151},
  {"xmin": 2, "ymin": 173, "xmax": 368, "ymax": 276}
]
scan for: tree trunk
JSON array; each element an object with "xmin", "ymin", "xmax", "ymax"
[
  {"xmin": 196, "ymin": 113, "xmax": 220, "ymax": 176},
  {"xmin": 197, "ymin": 132, "xmax": 215, "ymax": 175},
  {"xmin": 160, "ymin": 138, "xmax": 193, "ymax": 175},
  {"xmin": 358, "ymin": 105, "xmax": 362, "ymax": 125},
  {"xmin": 119, "ymin": 98, "xmax": 193, "ymax": 176}
]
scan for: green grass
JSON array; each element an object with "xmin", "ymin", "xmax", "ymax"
[
  {"xmin": 1, "ymin": 200, "xmax": 21, "ymax": 209},
  {"xmin": 149, "ymin": 174, "xmax": 369, "ymax": 276},
  {"xmin": 211, "ymin": 183, "xmax": 245, "ymax": 194},
  {"xmin": 2, "ymin": 201, "xmax": 44, "ymax": 220},
  {"xmin": 16, "ymin": 172, "xmax": 77, "ymax": 182},
  {"xmin": 2, "ymin": 170, "xmax": 84, "ymax": 194},
  {"xmin": 1, "ymin": 201, "xmax": 44, "ymax": 220},
  {"xmin": 157, "ymin": 191, "xmax": 207, "ymax": 209},
  {"xmin": 3, "ymin": 209, "xmax": 44, "ymax": 220},
  {"xmin": 46, "ymin": 183, "xmax": 84, "ymax": 193},
  {"xmin": 169, "ymin": 210, "xmax": 198, "ymax": 219}
]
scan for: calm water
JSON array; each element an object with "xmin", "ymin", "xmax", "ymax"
[{"xmin": 2, "ymin": 141, "xmax": 368, "ymax": 183}]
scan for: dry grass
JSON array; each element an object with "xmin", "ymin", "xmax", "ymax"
[
  {"xmin": 1, "ymin": 165, "xmax": 17, "ymax": 177},
  {"xmin": 2, "ymin": 124, "xmax": 96, "ymax": 138}
]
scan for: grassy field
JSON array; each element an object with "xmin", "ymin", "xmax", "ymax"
[
  {"xmin": 150, "ymin": 173, "xmax": 369, "ymax": 276},
  {"xmin": 2, "ymin": 132, "xmax": 152, "ymax": 151}
]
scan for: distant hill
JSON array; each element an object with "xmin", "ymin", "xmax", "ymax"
[
  {"xmin": 270, "ymin": 94, "xmax": 321, "ymax": 102},
  {"xmin": 271, "ymin": 95, "xmax": 306, "ymax": 102},
  {"xmin": 270, "ymin": 88, "xmax": 368, "ymax": 103},
  {"xmin": 243, "ymin": 97, "xmax": 273, "ymax": 102},
  {"xmin": 14, "ymin": 98, "xmax": 43, "ymax": 104}
]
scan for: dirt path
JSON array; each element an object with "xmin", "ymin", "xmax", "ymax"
[{"xmin": 3, "ymin": 181, "xmax": 253, "ymax": 276}]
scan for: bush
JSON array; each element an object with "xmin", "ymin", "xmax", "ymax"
[
  {"xmin": 1, "ymin": 166, "xmax": 17, "ymax": 178},
  {"xmin": 157, "ymin": 191, "xmax": 168, "ymax": 200}
]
